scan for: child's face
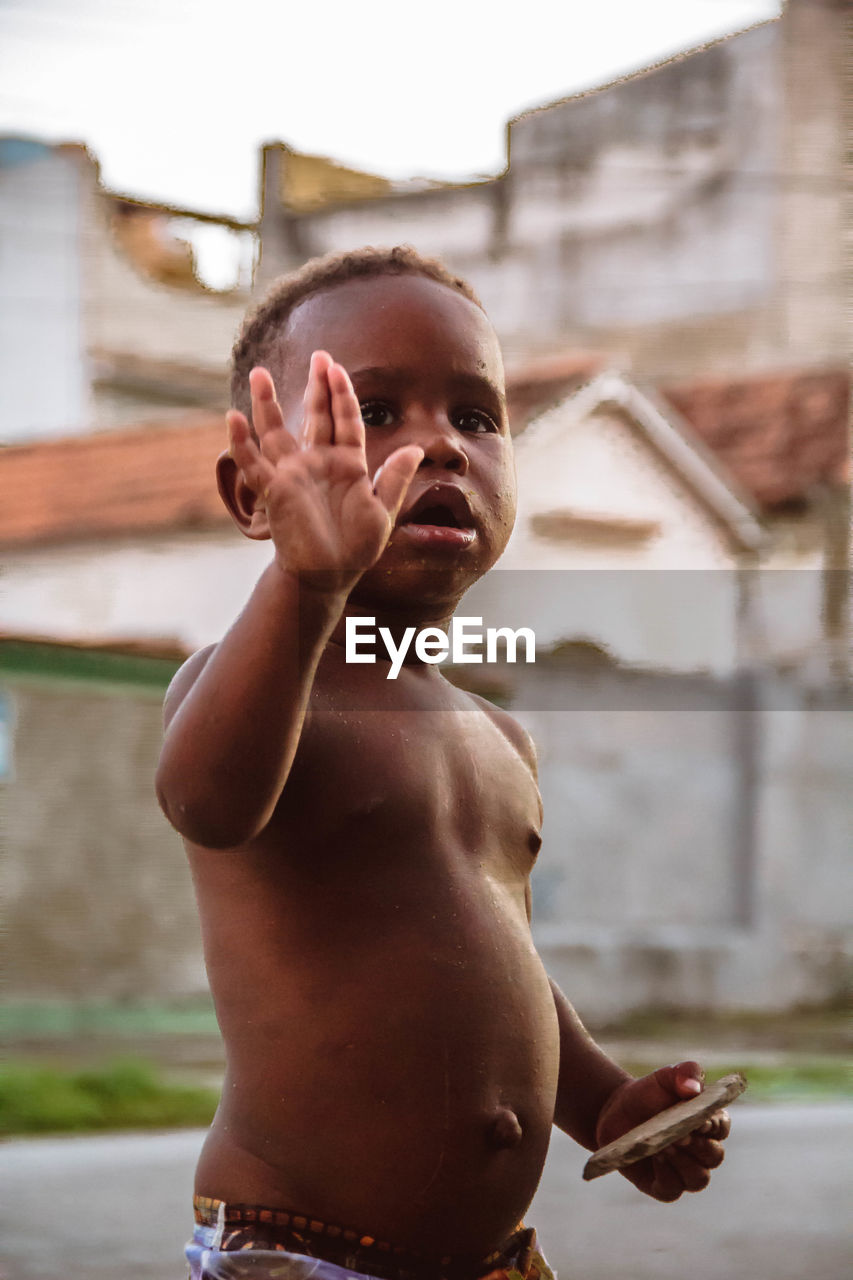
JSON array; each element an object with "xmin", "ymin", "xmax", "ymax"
[{"xmin": 270, "ymin": 273, "xmax": 517, "ymax": 609}]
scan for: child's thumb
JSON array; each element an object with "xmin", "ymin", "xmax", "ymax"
[
  {"xmin": 374, "ymin": 446, "xmax": 424, "ymax": 517},
  {"xmin": 661, "ymin": 1060, "xmax": 705, "ymax": 1099}
]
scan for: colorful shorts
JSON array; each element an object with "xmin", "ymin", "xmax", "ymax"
[{"xmin": 186, "ymin": 1196, "xmax": 556, "ymax": 1280}]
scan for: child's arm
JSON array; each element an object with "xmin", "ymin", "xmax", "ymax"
[
  {"xmin": 548, "ymin": 977, "xmax": 632, "ymax": 1151},
  {"xmin": 155, "ymin": 352, "xmax": 422, "ymax": 848},
  {"xmin": 548, "ymin": 979, "xmax": 730, "ymax": 1201}
]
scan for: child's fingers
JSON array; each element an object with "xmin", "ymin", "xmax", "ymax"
[
  {"xmin": 647, "ymin": 1154, "xmax": 684, "ymax": 1203},
  {"xmin": 227, "ymin": 411, "xmax": 276, "ymax": 500},
  {"xmin": 656, "ymin": 1143, "xmax": 712, "ymax": 1193},
  {"xmin": 226, "ymin": 409, "xmax": 258, "ymax": 462},
  {"xmin": 302, "ymin": 351, "xmax": 334, "ymax": 448},
  {"xmin": 678, "ymin": 1135, "xmax": 726, "ymax": 1168},
  {"xmin": 372, "ymin": 446, "xmax": 424, "ymax": 520},
  {"xmin": 327, "ymin": 362, "xmax": 365, "ymax": 450},
  {"xmin": 697, "ymin": 1109, "xmax": 731, "ymax": 1140},
  {"xmin": 248, "ymin": 368, "xmax": 289, "ymax": 454}
]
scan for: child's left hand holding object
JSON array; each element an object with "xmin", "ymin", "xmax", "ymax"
[{"xmin": 593, "ymin": 1061, "xmax": 732, "ymax": 1201}]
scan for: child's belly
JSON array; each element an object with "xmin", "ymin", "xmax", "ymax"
[{"xmin": 193, "ymin": 865, "xmax": 560, "ymax": 1257}]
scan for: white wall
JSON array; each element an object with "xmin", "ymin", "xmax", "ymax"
[
  {"xmin": 1, "ymin": 532, "xmax": 272, "ymax": 653},
  {"xmin": 466, "ymin": 400, "xmax": 743, "ymax": 674},
  {"xmin": 258, "ymin": 8, "xmax": 846, "ymax": 380},
  {"xmin": 0, "ymin": 142, "xmax": 89, "ymax": 442}
]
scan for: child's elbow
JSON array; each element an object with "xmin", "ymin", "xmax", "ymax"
[
  {"xmin": 155, "ymin": 765, "xmax": 261, "ymax": 850},
  {"xmin": 154, "ymin": 768, "xmax": 199, "ymax": 843}
]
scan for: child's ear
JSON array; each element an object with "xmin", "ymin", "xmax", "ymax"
[{"xmin": 215, "ymin": 451, "xmax": 272, "ymax": 541}]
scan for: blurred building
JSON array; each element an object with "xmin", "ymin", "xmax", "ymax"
[
  {"xmin": 1, "ymin": 0, "xmax": 848, "ymax": 446},
  {"xmin": 469, "ymin": 366, "xmax": 849, "ymax": 679},
  {"xmin": 1, "ymin": 0, "xmax": 849, "ymax": 1016},
  {"xmin": 257, "ymin": 0, "xmax": 849, "ymax": 377},
  {"xmin": 1, "ymin": 359, "xmax": 846, "ymax": 676},
  {"xmin": 0, "ymin": 137, "xmax": 251, "ymax": 444},
  {"xmin": 2, "ymin": 356, "xmax": 849, "ymax": 1016},
  {"xmin": 1, "ymin": 0, "xmax": 845, "ymax": 664}
]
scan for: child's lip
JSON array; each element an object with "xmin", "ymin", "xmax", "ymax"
[
  {"xmin": 397, "ymin": 524, "xmax": 476, "ymax": 548},
  {"xmin": 398, "ymin": 482, "xmax": 476, "ymax": 531}
]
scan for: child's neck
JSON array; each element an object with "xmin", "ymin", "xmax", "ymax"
[{"xmin": 327, "ymin": 597, "xmax": 458, "ymax": 671}]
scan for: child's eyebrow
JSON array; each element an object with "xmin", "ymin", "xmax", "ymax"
[
  {"xmin": 451, "ymin": 372, "xmax": 508, "ymax": 409},
  {"xmin": 350, "ymin": 366, "xmax": 507, "ymax": 409}
]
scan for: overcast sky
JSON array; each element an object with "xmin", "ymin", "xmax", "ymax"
[{"xmin": 1, "ymin": 0, "xmax": 781, "ymax": 220}]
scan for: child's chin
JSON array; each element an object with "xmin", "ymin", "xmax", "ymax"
[{"xmin": 356, "ymin": 553, "xmax": 485, "ymax": 607}]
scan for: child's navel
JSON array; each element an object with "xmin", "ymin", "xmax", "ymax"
[{"xmin": 488, "ymin": 1107, "xmax": 523, "ymax": 1149}]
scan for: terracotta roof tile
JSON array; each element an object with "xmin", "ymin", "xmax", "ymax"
[
  {"xmin": 0, "ymin": 366, "xmax": 848, "ymax": 549},
  {"xmin": 661, "ymin": 369, "xmax": 850, "ymax": 507},
  {"xmin": 0, "ymin": 360, "xmax": 605, "ymax": 549},
  {"xmin": 0, "ymin": 412, "xmax": 229, "ymax": 548}
]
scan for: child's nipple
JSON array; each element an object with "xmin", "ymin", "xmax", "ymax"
[{"xmin": 488, "ymin": 1107, "xmax": 523, "ymax": 1149}]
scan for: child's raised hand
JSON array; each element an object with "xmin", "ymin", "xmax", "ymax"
[
  {"xmin": 226, "ymin": 352, "xmax": 423, "ymax": 595},
  {"xmin": 594, "ymin": 1061, "xmax": 731, "ymax": 1202}
]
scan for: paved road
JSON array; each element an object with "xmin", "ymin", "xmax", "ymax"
[{"xmin": 2, "ymin": 1105, "xmax": 851, "ymax": 1280}]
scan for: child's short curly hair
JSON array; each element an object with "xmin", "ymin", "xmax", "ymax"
[{"xmin": 230, "ymin": 245, "xmax": 484, "ymax": 420}]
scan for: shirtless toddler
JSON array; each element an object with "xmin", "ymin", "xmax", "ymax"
[{"xmin": 155, "ymin": 247, "xmax": 730, "ymax": 1280}]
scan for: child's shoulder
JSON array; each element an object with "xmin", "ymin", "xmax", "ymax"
[{"xmin": 460, "ymin": 687, "xmax": 538, "ymax": 776}]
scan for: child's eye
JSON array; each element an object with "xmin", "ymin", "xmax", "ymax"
[
  {"xmin": 453, "ymin": 409, "xmax": 498, "ymax": 434},
  {"xmin": 359, "ymin": 401, "xmax": 395, "ymax": 428}
]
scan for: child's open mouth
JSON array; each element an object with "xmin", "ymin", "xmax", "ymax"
[{"xmin": 398, "ymin": 485, "xmax": 477, "ymax": 548}]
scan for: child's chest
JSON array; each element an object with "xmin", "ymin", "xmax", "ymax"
[{"xmin": 283, "ymin": 689, "xmax": 543, "ymax": 880}]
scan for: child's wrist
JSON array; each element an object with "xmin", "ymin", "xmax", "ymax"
[
  {"xmin": 593, "ymin": 1070, "xmax": 638, "ymax": 1148},
  {"xmin": 269, "ymin": 561, "xmax": 353, "ymax": 612}
]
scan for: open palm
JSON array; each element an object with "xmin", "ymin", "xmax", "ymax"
[{"xmin": 227, "ymin": 351, "xmax": 423, "ymax": 593}]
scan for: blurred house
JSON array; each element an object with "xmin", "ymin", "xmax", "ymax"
[
  {"xmin": 3, "ymin": 352, "xmax": 850, "ymax": 1013},
  {"xmin": 2, "ymin": 0, "xmax": 849, "ymax": 1015},
  {"xmin": 468, "ymin": 365, "xmax": 850, "ymax": 679},
  {"xmin": 1, "ymin": 355, "xmax": 849, "ymax": 1015},
  {"xmin": 0, "ymin": 358, "xmax": 600, "ymax": 653},
  {"xmin": 0, "ymin": 137, "xmax": 254, "ymax": 444},
  {"xmin": 0, "ymin": 361, "xmax": 846, "ymax": 676}
]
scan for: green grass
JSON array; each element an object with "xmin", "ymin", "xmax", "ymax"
[
  {"xmin": 2, "ymin": 1000, "xmax": 849, "ymax": 1136},
  {"xmin": 0, "ymin": 1059, "xmax": 219, "ymax": 1136},
  {"xmin": 2, "ymin": 1055, "xmax": 848, "ymax": 1139},
  {"xmin": 0, "ymin": 998, "xmax": 220, "ymax": 1041},
  {"xmin": 620, "ymin": 1059, "xmax": 852, "ymax": 1102}
]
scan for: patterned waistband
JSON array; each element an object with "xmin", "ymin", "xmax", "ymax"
[{"xmin": 193, "ymin": 1196, "xmax": 536, "ymax": 1280}]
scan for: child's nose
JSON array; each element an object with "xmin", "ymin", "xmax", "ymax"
[{"xmin": 414, "ymin": 415, "xmax": 469, "ymax": 475}]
